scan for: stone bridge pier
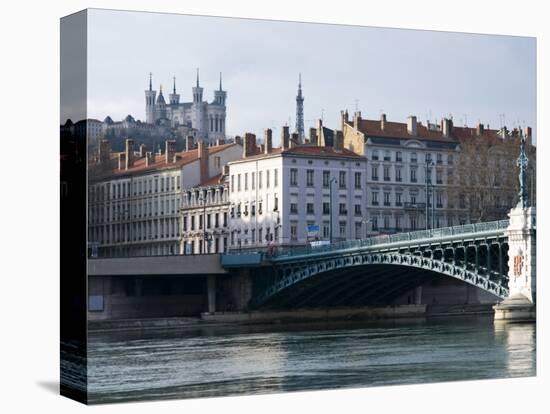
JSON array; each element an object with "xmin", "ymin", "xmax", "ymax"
[{"xmin": 494, "ymin": 206, "xmax": 536, "ymax": 321}]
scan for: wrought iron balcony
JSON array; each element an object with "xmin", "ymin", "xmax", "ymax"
[{"xmin": 403, "ymin": 202, "xmax": 426, "ymax": 210}]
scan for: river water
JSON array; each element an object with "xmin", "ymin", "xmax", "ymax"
[{"xmin": 87, "ymin": 316, "xmax": 536, "ymax": 404}]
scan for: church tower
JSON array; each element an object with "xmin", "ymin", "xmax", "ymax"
[
  {"xmin": 192, "ymin": 68, "xmax": 203, "ymax": 103},
  {"xmin": 156, "ymin": 84, "xmax": 167, "ymax": 120},
  {"xmin": 191, "ymin": 69, "xmax": 205, "ymax": 139},
  {"xmin": 169, "ymin": 76, "xmax": 180, "ymax": 105},
  {"xmin": 295, "ymin": 73, "xmax": 305, "ymax": 144},
  {"xmin": 145, "ymin": 72, "xmax": 157, "ymax": 124},
  {"xmin": 214, "ymin": 72, "xmax": 227, "ymax": 106}
]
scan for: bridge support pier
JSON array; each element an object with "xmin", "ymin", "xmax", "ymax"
[
  {"xmin": 494, "ymin": 207, "xmax": 536, "ymax": 322},
  {"xmin": 207, "ymin": 275, "xmax": 216, "ymax": 314}
]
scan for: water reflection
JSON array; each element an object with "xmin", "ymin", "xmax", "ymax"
[{"xmin": 87, "ymin": 316, "xmax": 536, "ymax": 404}]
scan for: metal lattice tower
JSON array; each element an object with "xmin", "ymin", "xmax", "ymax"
[{"xmin": 295, "ymin": 73, "xmax": 305, "ymax": 144}]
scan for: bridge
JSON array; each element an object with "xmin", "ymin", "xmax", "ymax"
[{"xmin": 222, "ymin": 206, "xmax": 536, "ymax": 320}]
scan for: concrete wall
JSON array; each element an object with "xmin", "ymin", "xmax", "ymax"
[{"xmin": 88, "ymin": 254, "xmax": 227, "ymax": 276}]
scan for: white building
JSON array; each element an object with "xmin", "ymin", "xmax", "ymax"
[
  {"xmin": 179, "ymin": 174, "xmax": 230, "ymax": 255},
  {"xmin": 227, "ymin": 128, "xmax": 367, "ymax": 250},
  {"xmin": 145, "ymin": 72, "xmax": 227, "ymax": 143},
  {"xmin": 88, "ymin": 138, "xmax": 242, "ymax": 257}
]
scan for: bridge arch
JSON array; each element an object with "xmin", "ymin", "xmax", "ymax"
[{"xmin": 251, "ymin": 251, "xmax": 509, "ymax": 309}]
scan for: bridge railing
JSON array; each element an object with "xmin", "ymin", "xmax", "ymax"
[{"xmin": 270, "ymin": 219, "xmax": 510, "ymax": 260}]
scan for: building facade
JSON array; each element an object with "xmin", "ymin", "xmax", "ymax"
[
  {"xmin": 145, "ymin": 72, "xmax": 227, "ymax": 144},
  {"xmin": 227, "ymin": 128, "xmax": 367, "ymax": 250},
  {"xmin": 340, "ymin": 110, "xmax": 528, "ymax": 233},
  {"xmin": 88, "ymin": 139, "xmax": 242, "ymax": 257},
  {"xmin": 179, "ymin": 175, "xmax": 230, "ymax": 255}
]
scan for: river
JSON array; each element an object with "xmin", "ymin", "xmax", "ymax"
[{"xmin": 86, "ymin": 316, "xmax": 536, "ymax": 404}]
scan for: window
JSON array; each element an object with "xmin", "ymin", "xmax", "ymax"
[
  {"xmin": 339, "ymin": 222, "xmax": 346, "ymax": 238},
  {"xmin": 323, "ymin": 222, "xmax": 330, "ymax": 239},
  {"xmin": 251, "ymin": 172, "xmax": 255, "ymax": 190},
  {"xmin": 323, "ymin": 202, "xmax": 330, "ymax": 215},
  {"xmin": 437, "ymin": 153, "xmax": 443, "ymax": 164},
  {"xmin": 396, "ymin": 151, "xmax": 402, "ymax": 162},
  {"xmin": 306, "ymin": 203, "xmax": 315, "ymax": 214},
  {"xmin": 339, "ymin": 171, "xmax": 346, "ymax": 188},
  {"xmin": 384, "ymin": 192, "xmax": 391, "ymax": 206},
  {"xmin": 448, "ymin": 154, "xmax": 454, "ymax": 165},
  {"xmin": 410, "ymin": 194, "xmax": 417, "ymax": 204},
  {"xmin": 237, "ymin": 174, "xmax": 241, "ymax": 191},
  {"xmin": 339, "ymin": 203, "xmax": 347, "ymax": 215},
  {"xmin": 372, "ymin": 166, "xmax": 379, "ymax": 181},
  {"xmin": 372, "ymin": 192, "xmax": 379, "ymax": 205},
  {"xmin": 410, "ymin": 216, "xmax": 417, "ymax": 230},
  {"xmin": 411, "ymin": 152, "xmax": 418, "ymax": 163},
  {"xmin": 383, "ymin": 216, "xmax": 390, "ymax": 229},
  {"xmin": 354, "ymin": 172, "xmax": 361, "ymax": 189},
  {"xmin": 396, "ymin": 167, "xmax": 402, "ymax": 182},
  {"xmin": 372, "ymin": 149, "xmax": 379, "ymax": 160},
  {"xmin": 372, "ymin": 216, "xmax": 378, "ymax": 231},
  {"xmin": 383, "ymin": 166, "xmax": 391, "ymax": 181},
  {"xmin": 274, "ymin": 169, "xmax": 278, "ymax": 187},
  {"xmin": 323, "ymin": 171, "xmax": 330, "ymax": 188},
  {"xmin": 274, "ymin": 196, "xmax": 279, "ymax": 211},
  {"xmin": 410, "ymin": 167, "xmax": 417, "ymax": 183},
  {"xmin": 259, "ymin": 171, "xmax": 263, "ymax": 189},
  {"xmin": 290, "ymin": 223, "xmax": 298, "ymax": 240},
  {"xmin": 396, "ymin": 192, "xmax": 402, "ymax": 206},
  {"xmin": 436, "ymin": 169, "xmax": 443, "ymax": 184},
  {"xmin": 395, "ymin": 215, "xmax": 401, "ymax": 231},
  {"xmin": 437, "ymin": 191, "xmax": 443, "ymax": 208},
  {"xmin": 384, "ymin": 150, "xmax": 391, "ymax": 161},
  {"xmin": 425, "ymin": 153, "xmax": 432, "ymax": 163},
  {"xmin": 355, "ymin": 222, "xmax": 362, "ymax": 239},
  {"xmin": 460, "ymin": 194, "xmax": 466, "ymax": 209},
  {"xmin": 290, "ymin": 169, "xmax": 298, "ymax": 186},
  {"xmin": 244, "ymin": 173, "xmax": 248, "ymax": 190},
  {"xmin": 354, "ymin": 204, "xmax": 362, "ymax": 216},
  {"xmin": 306, "ymin": 170, "xmax": 314, "ymax": 187},
  {"xmin": 266, "ymin": 170, "xmax": 270, "ymax": 188},
  {"xmin": 290, "ymin": 203, "xmax": 298, "ymax": 214}
]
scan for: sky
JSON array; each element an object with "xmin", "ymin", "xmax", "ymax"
[{"xmin": 87, "ymin": 9, "xmax": 536, "ymax": 144}]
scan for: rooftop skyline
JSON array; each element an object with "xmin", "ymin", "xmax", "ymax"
[{"xmin": 86, "ymin": 9, "xmax": 536, "ymax": 144}]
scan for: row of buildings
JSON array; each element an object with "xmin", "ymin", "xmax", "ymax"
[{"xmin": 88, "ymin": 109, "xmax": 533, "ymax": 257}]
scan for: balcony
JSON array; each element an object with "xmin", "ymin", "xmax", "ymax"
[
  {"xmin": 403, "ymin": 202, "xmax": 426, "ymax": 210},
  {"xmin": 372, "ymin": 201, "xmax": 379, "ymax": 206}
]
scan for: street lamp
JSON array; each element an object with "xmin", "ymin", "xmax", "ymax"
[
  {"xmin": 425, "ymin": 159, "xmax": 434, "ymax": 230},
  {"xmin": 329, "ymin": 177, "xmax": 337, "ymax": 244}
]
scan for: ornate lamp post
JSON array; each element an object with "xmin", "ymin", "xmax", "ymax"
[{"xmin": 516, "ymin": 135, "xmax": 529, "ymax": 209}]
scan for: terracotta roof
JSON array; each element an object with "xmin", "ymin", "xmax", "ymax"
[
  {"xmin": 197, "ymin": 173, "xmax": 224, "ymax": 187},
  {"xmin": 229, "ymin": 145, "xmax": 363, "ymax": 163},
  {"xmin": 94, "ymin": 143, "xmax": 237, "ymax": 179},
  {"xmin": 356, "ymin": 119, "xmax": 503, "ymax": 143}
]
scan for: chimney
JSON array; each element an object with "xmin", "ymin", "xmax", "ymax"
[
  {"xmin": 118, "ymin": 152, "xmax": 126, "ymax": 170},
  {"xmin": 145, "ymin": 151, "xmax": 156, "ymax": 167},
  {"xmin": 139, "ymin": 144, "xmax": 147, "ymax": 157},
  {"xmin": 98, "ymin": 139, "xmax": 111, "ymax": 164},
  {"xmin": 334, "ymin": 130, "xmax": 344, "ymax": 151},
  {"xmin": 309, "ymin": 127, "xmax": 318, "ymax": 145},
  {"xmin": 290, "ymin": 132, "xmax": 299, "ymax": 148},
  {"xmin": 380, "ymin": 113, "xmax": 387, "ymax": 131},
  {"xmin": 185, "ymin": 135, "xmax": 194, "ymax": 151},
  {"xmin": 243, "ymin": 133, "xmax": 257, "ymax": 157},
  {"xmin": 282, "ymin": 126, "xmax": 290, "ymax": 149},
  {"xmin": 442, "ymin": 118, "xmax": 453, "ymax": 137},
  {"xmin": 340, "ymin": 110, "xmax": 349, "ymax": 131},
  {"xmin": 407, "ymin": 116, "xmax": 417, "ymax": 136},
  {"xmin": 124, "ymin": 139, "xmax": 134, "ymax": 169},
  {"xmin": 165, "ymin": 140, "xmax": 176, "ymax": 163},
  {"xmin": 198, "ymin": 141, "xmax": 209, "ymax": 182},
  {"xmin": 317, "ymin": 119, "xmax": 325, "ymax": 147},
  {"xmin": 476, "ymin": 123, "xmax": 485, "ymax": 136},
  {"xmin": 353, "ymin": 111, "xmax": 362, "ymax": 130},
  {"xmin": 264, "ymin": 128, "xmax": 273, "ymax": 154}
]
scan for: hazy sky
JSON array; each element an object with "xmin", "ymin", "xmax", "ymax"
[{"xmin": 87, "ymin": 9, "xmax": 536, "ymax": 144}]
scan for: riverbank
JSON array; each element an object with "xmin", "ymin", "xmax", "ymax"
[{"xmin": 88, "ymin": 303, "xmax": 499, "ymax": 332}]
